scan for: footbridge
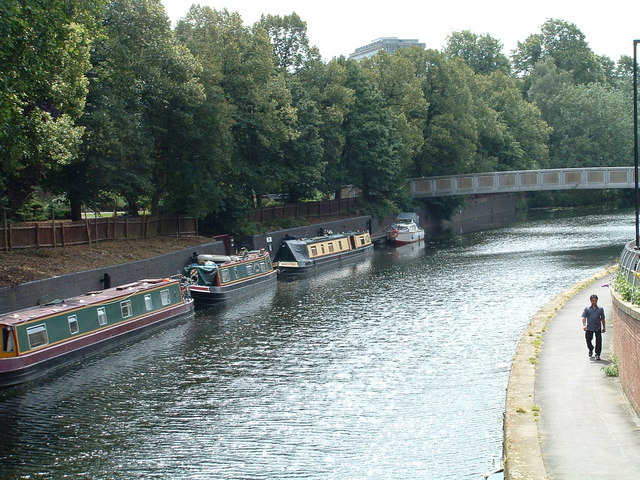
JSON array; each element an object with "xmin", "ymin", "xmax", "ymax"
[{"xmin": 409, "ymin": 166, "xmax": 635, "ymax": 198}]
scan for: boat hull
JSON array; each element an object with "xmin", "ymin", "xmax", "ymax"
[
  {"xmin": 388, "ymin": 230, "xmax": 425, "ymax": 245},
  {"xmin": 188, "ymin": 270, "xmax": 277, "ymax": 305},
  {"xmin": 0, "ymin": 299, "xmax": 194, "ymax": 388},
  {"xmin": 276, "ymin": 244, "xmax": 373, "ymax": 277}
]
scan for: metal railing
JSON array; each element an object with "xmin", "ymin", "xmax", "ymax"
[{"xmin": 619, "ymin": 241, "xmax": 640, "ymax": 287}]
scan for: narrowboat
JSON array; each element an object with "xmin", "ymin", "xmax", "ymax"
[
  {"xmin": 0, "ymin": 277, "xmax": 194, "ymax": 387},
  {"xmin": 273, "ymin": 230, "xmax": 373, "ymax": 276},
  {"xmin": 387, "ymin": 212, "xmax": 425, "ymax": 245},
  {"xmin": 183, "ymin": 249, "xmax": 277, "ymax": 305}
]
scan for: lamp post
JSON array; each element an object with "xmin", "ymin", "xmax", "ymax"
[{"xmin": 635, "ymin": 40, "xmax": 639, "ymax": 248}]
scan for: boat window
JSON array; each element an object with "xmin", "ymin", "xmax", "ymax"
[
  {"xmin": 27, "ymin": 324, "xmax": 49, "ymax": 349},
  {"xmin": 247, "ymin": 263, "xmax": 253, "ymax": 275},
  {"xmin": 68, "ymin": 315, "xmax": 79, "ymax": 335},
  {"xmin": 97, "ymin": 307, "xmax": 108, "ymax": 326},
  {"xmin": 328, "ymin": 243, "xmax": 334, "ymax": 253},
  {"xmin": 144, "ymin": 294, "xmax": 153, "ymax": 311},
  {"xmin": 233, "ymin": 267, "xmax": 239, "ymax": 279},
  {"xmin": 160, "ymin": 289, "xmax": 171, "ymax": 306},
  {"xmin": 359, "ymin": 236, "xmax": 366, "ymax": 245},
  {"xmin": 2, "ymin": 327, "xmax": 14, "ymax": 353},
  {"xmin": 121, "ymin": 300, "xmax": 132, "ymax": 318},
  {"xmin": 338, "ymin": 240, "xmax": 343, "ymax": 250},
  {"xmin": 221, "ymin": 269, "xmax": 230, "ymax": 283},
  {"xmin": 310, "ymin": 246, "xmax": 318, "ymax": 257},
  {"xmin": 259, "ymin": 261, "xmax": 266, "ymax": 272}
]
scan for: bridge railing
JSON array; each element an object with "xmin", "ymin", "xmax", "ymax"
[{"xmin": 410, "ymin": 166, "xmax": 634, "ymax": 198}]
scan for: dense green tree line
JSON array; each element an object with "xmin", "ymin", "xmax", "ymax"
[{"xmin": 0, "ymin": 0, "xmax": 634, "ymax": 230}]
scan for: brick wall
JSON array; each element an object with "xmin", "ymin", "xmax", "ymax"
[{"xmin": 611, "ymin": 289, "xmax": 640, "ymax": 415}]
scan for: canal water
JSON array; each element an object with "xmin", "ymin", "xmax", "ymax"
[{"xmin": 0, "ymin": 209, "xmax": 633, "ymax": 479}]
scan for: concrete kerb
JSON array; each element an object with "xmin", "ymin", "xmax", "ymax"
[{"xmin": 503, "ymin": 267, "xmax": 615, "ymax": 480}]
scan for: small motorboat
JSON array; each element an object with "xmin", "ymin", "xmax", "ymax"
[{"xmin": 387, "ymin": 212, "xmax": 425, "ymax": 245}]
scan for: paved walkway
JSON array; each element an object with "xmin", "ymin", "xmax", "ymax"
[{"xmin": 536, "ymin": 274, "xmax": 640, "ymax": 479}]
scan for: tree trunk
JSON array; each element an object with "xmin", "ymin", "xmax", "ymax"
[
  {"xmin": 150, "ymin": 192, "xmax": 161, "ymax": 216},
  {"xmin": 125, "ymin": 197, "xmax": 139, "ymax": 216},
  {"xmin": 69, "ymin": 196, "xmax": 83, "ymax": 221}
]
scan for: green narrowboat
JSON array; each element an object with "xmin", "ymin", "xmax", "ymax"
[
  {"xmin": 0, "ymin": 277, "xmax": 194, "ymax": 387},
  {"xmin": 273, "ymin": 230, "xmax": 373, "ymax": 276},
  {"xmin": 183, "ymin": 249, "xmax": 277, "ymax": 305}
]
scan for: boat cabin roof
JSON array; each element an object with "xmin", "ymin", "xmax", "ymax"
[
  {"xmin": 0, "ymin": 278, "xmax": 176, "ymax": 327},
  {"xmin": 195, "ymin": 249, "xmax": 268, "ymax": 267},
  {"xmin": 277, "ymin": 231, "xmax": 369, "ymax": 263},
  {"xmin": 397, "ymin": 212, "xmax": 419, "ymax": 223},
  {"xmin": 285, "ymin": 231, "xmax": 365, "ymax": 246}
]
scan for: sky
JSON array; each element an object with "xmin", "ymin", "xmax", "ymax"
[{"xmin": 160, "ymin": 0, "xmax": 639, "ymax": 62}]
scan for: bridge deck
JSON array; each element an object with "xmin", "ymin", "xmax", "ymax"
[{"xmin": 410, "ymin": 167, "xmax": 634, "ymax": 197}]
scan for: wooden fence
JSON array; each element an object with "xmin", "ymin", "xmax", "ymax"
[
  {"xmin": 1, "ymin": 215, "xmax": 198, "ymax": 250},
  {"xmin": 249, "ymin": 198, "xmax": 357, "ymax": 223}
]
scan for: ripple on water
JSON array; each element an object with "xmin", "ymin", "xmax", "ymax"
[{"xmin": 0, "ymin": 210, "xmax": 633, "ymax": 479}]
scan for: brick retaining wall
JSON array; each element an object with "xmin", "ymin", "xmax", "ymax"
[{"xmin": 611, "ymin": 288, "xmax": 640, "ymax": 415}]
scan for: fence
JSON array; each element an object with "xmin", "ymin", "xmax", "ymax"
[
  {"xmin": 1, "ymin": 215, "xmax": 198, "ymax": 250},
  {"xmin": 249, "ymin": 198, "xmax": 357, "ymax": 223}
]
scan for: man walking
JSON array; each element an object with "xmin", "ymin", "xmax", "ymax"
[{"xmin": 581, "ymin": 294, "xmax": 606, "ymax": 360}]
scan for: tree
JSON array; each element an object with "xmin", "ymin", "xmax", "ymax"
[
  {"xmin": 476, "ymin": 71, "xmax": 550, "ymax": 171},
  {"xmin": 337, "ymin": 58, "xmax": 400, "ymax": 198},
  {"xmin": 526, "ymin": 59, "xmax": 574, "ymax": 110},
  {"xmin": 444, "ymin": 30, "xmax": 511, "ymax": 75},
  {"xmin": 257, "ymin": 12, "xmax": 320, "ymax": 71},
  {"xmin": 548, "ymin": 83, "xmax": 631, "ymax": 168},
  {"xmin": 77, "ymin": 0, "xmax": 208, "ymax": 218},
  {"xmin": 361, "ymin": 51, "xmax": 428, "ymax": 179},
  {"xmin": 177, "ymin": 7, "xmax": 298, "ymax": 208},
  {"xmin": 401, "ymin": 49, "xmax": 479, "ymax": 177},
  {"xmin": 277, "ymin": 74, "xmax": 325, "ymax": 202},
  {"xmin": 528, "ymin": 60, "xmax": 631, "ymax": 168},
  {"xmin": 607, "ymin": 55, "xmax": 634, "ymax": 94},
  {"xmin": 252, "ymin": 13, "xmax": 334, "ymax": 202},
  {"xmin": 512, "ymin": 18, "xmax": 605, "ymax": 85},
  {"xmin": 297, "ymin": 58, "xmax": 355, "ymax": 199},
  {"xmin": 0, "ymin": 0, "xmax": 101, "ymax": 218}
]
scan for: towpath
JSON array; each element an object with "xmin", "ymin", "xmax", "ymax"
[{"xmin": 535, "ymin": 273, "xmax": 640, "ymax": 479}]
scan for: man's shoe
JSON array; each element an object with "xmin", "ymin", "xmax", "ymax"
[
  {"xmin": 589, "ymin": 351, "xmax": 593, "ymax": 357},
  {"xmin": 595, "ymin": 354, "xmax": 601, "ymax": 361}
]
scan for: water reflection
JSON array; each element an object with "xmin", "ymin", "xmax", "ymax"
[
  {"xmin": 0, "ymin": 209, "xmax": 633, "ymax": 480},
  {"xmin": 386, "ymin": 240, "xmax": 425, "ymax": 259}
]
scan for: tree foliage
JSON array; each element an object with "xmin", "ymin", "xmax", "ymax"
[
  {"xmin": 2, "ymin": 6, "xmax": 633, "ymax": 228},
  {"xmin": 512, "ymin": 18, "xmax": 605, "ymax": 85},
  {"xmin": 0, "ymin": 0, "xmax": 102, "ymax": 215},
  {"xmin": 476, "ymin": 72, "xmax": 550, "ymax": 171},
  {"xmin": 338, "ymin": 58, "xmax": 400, "ymax": 198},
  {"xmin": 75, "ymin": 0, "xmax": 208, "ymax": 218},
  {"xmin": 444, "ymin": 30, "xmax": 510, "ymax": 75},
  {"xmin": 257, "ymin": 12, "xmax": 320, "ymax": 71}
]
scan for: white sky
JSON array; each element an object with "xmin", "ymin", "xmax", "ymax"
[{"xmin": 161, "ymin": 0, "xmax": 639, "ymax": 62}]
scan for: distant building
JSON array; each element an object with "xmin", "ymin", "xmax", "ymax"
[{"xmin": 348, "ymin": 37, "xmax": 426, "ymax": 60}]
